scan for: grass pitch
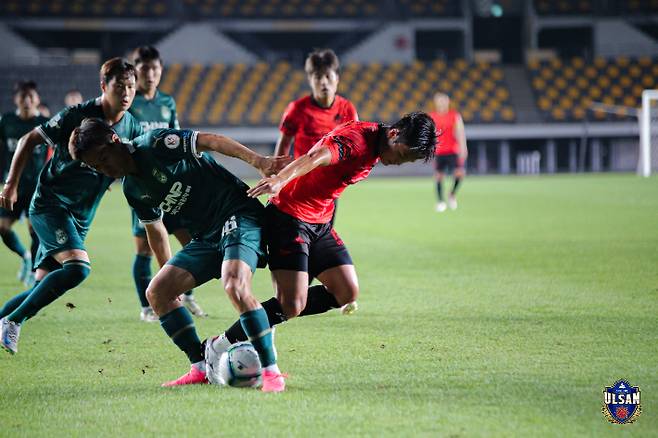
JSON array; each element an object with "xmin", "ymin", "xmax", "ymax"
[{"xmin": 0, "ymin": 174, "xmax": 656, "ymax": 437}]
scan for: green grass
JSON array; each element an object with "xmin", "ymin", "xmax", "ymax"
[{"xmin": 0, "ymin": 174, "xmax": 656, "ymax": 437}]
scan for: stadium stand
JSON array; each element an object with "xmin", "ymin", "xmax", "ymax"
[
  {"xmin": 159, "ymin": 60, "xmax": 515, "ymax": 126},
  {"xmin": 528, "ymin": 56, "xmax": 657, "ymax": 122},
  {"xmin": 0, "ymin": 0, "xmax": 464, "ymax": 19},
  {"xmin": 533, "ymin": 0, "xmax": 594, "ymax": 15}
]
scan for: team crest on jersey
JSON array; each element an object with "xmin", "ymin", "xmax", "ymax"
[
  {"xmin": 152, "ymin": 168, "xmax": 168, "ymax": 184},
  {"xmin": 602, "ymin": 379, "xmax": 642, "ymax": 424},
  {"xmin": 55, "ymin": 229, "xmax": 68, "ymax": 245},
  {"xmin": 164, "ymin": 134, "xmax": 180, "ymax": 149},
  {"xmin": 161, "ymin": 106, "xmax": 171, "ymax": 120}
]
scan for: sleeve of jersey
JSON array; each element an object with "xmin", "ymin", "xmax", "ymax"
[
  {"xmin": 325, "ymin": 132, "xmax": 363, "ymax": 165},
  {"xmin": 279, "ymin": 101, "xmax": 298, "ymax": 136},
  {"xmin": 348, "ymin": 102, "xmax": 359, "ymax": 122},
  {"xmin": 36, "ymin": 108, "xmax": 70, "ymax": 148},
  {"xmin": 170, "ymin": 101, "xmax": 180, "ymax": 129},
  {"xmin": 124, "ymin": 188, "xmax": 162, "ymax": 225},
  {"xmin": 152, "ymin": 129, "xmax": 201, "ymax": 161}
]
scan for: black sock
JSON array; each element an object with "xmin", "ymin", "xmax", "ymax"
[
  {"xmin": 299, "ymin": 285, "xmax": 340, "ymax": 317},
  {"xmin": 451, "ymin": 177, "xmax": 462, "ymax": 195},
  {"xmin": 225, "ymin": 297, "xmax": 287, "ymax": 344},
  {"xmin": 436, "ymin": 181, "xmax": 444, "ymax": 201}
]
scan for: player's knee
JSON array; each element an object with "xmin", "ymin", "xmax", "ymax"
[
  {"xmin": 278, "ymin": 294, "xmax": 306, "ymax": 318},
  {"xmin": 0, "ymin": 222, "xmax": 10, "ymax": 234},
  {"xmin": 334, "ymin": 283, "xmax": 359, "ymax": 306},
  {"xmin": 435, "ymin": 173, "xmax": 444, "ymax": 182},
  {"xmin": 135, "ymin": 238, "xmax": 152, "ymax": 256},
  {"xmin": 223, "ymin": 273, "xmax": 249, "ymax": 302}
]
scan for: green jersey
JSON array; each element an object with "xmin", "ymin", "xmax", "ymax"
[
  {"xmin": 0, "ymin": 111, "xmax": 49, "ymax": 194},
  {"xmin": 129, "ymin": 90, "xmax": 179, "ymax": 133},
  {"xmin": 34, "ymin": 97, "xmax": 143, "ymax": 228},
  {"xmin": 123, "ymin": 129, "xmax": 263, "ymax": 240}
]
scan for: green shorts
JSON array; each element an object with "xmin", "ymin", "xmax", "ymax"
[
  {"xmin": 131, "ymin": 208, "xmax": 185, "ymax": 238},
  {"xmin": 30, "ymin": 206, "xmax": 88, "ymax": 269},
  {"xmin": 167, "ymin": 215, "xmax": 267, "ymax": 286}
]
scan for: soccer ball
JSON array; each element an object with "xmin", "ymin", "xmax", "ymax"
[{"xmin": 207, "ymin": 341, "xmax": 262, "ymax": 388}]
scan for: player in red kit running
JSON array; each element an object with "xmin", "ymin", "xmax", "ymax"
[
  {"xmin": 204, "ymin": 113, "xmax": 437, "ymax": 373},
  {"xmin": 430, "ymin": 93, "xmax": 467, "ymax": 212},
  {"xmin": 275, "ymin": 48, "xmax": 359, "ymax": 315}
]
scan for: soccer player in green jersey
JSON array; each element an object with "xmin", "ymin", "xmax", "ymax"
[
  {"xmin": 0, "ymin": 81, "xmax": 49, "ymax": 285},
  {"xmin": 0, "ymin": 58, "xmax": 143, "ymax": 354},
  {"xmin": 69, "ymin": 119, "xmax": 290, "ymax": 392},
  {"xmin": 128, "ymin": 45, "xmax": 206, "ymax": 321}
]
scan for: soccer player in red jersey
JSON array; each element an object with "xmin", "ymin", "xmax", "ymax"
[
  {"xmin": 429, "ymin": 92, "xmax": 467, "ymax": 212},
  {"xmin": 205, "ymin": 113, "xmax": 437, "ymax": 370},
  {"xmin": 274, "ymin": 49, "xmax": 358, "ymax": 159},
  {"xmin": 275, "ymin": 48, "xmax": 359, "ymax": 314}
]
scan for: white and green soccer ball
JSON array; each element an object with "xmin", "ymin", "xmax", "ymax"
[{"xmin": 207, "ymin": 341, "xmax": 262, "ymax": 388}]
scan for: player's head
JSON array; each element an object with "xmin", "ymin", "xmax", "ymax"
[
  {"xmin": 64, "ymin": 89, "xmax": 83, "ymax": 107},
  {"xmin": 69, "ymin": 118, "xmax": 133, "ymax": 178},
  {"xmin": 13, "ymin": 80, "xmax": 40, "ymax": 114},
  {"xmin": 304, "ymin": 49, "xmax": 340, "ymax": 104},
  {"xmin": 379, "ymin": 112, "xmax": 436, "ymax": 166},
  {"xmin": 134, "ymin": 46, "xmax": 163, "ymax": 93},
  {"xmin": 433, "ymin": 92, "xmax": 450, "ymax": 113},
  {"xmin": 100, "ymin": 57, "xmax": 137, "ymax": 112}
]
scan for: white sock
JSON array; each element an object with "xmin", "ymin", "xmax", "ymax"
[
  {"xmin": 264, "ymin": 364, "xmax": 281, "ymax": 374},
  {"xmin": 141, "ymin": 306, "xmax": 152, "ymax": 312},
  {"xmin": 192, "ymin": 360, "xmax": 206, "ymax": 373},
  {"xmin": 211, "ymin": 333, "xmax": 231, "ymax": 355}
]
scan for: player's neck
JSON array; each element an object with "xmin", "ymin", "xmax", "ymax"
[
  {"xmin": 17, "ymin": 109, "xmax": 38, "ymax": 120},
  {"xmin": 139, "ymin": 87, "xmax": 157, "ymax": 100},
  {"xmin": 101, "ymin": 98, "xmax": 125, "ymax": 125},
  {"xmin": 312, "ymin": 94, "xmax": 335, "ymax": 108}
]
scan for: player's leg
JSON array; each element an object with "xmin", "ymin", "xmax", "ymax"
[
  {"xmin": 172, "ymin": 227, "xmax": 207, "ymax": 317},
  {"xmin": 0, "ymin": 216, "xmax": 31, "ymax": 282},
  {"xmin": 434, "ymin": 155, "xmax": 447, "ymax": 212},
  {"xmin": 220, "ymin": 251, "xmax": 285, "ymax": 392},
  {"xmin": 0, "ymin": 249, "xmax": 90, "ymax": 354},
  {"xmin": 147, "ymin": 263, "xmax": 208, "ymax": 387},
  {"xmin": 130, "ymin": 209, "xmax": 157, "ymax": 322},
  {"xmin": 449, "ymin": 157, "xmax": 465, "ymax": 210},
  {"xmin": 26, "ymin": 220, "xmax": 38, "ymax": 287}
]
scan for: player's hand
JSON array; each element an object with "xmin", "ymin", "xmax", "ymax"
[
  {"xmin": 0, "ymin": 184, "xmax": 17, "ymax": 210},
  {"xmin": 255, "ymin": 155, "xmax": 292, "ymax": 177},
  {"xmin": 247, "ymin": 175, "xmax": 285, "ymax": 198}
]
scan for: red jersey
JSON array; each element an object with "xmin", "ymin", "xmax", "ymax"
[
  {"xmin": 430, "ymin": 110, "xmax": 461, "ymax": 155},
  {"xmin": 279, "ymin": 95, "xmax": 359, "ymax": 158},
  {"xmin": 272, "ymin": 121, "xmax": 381, "ymax": 224}
]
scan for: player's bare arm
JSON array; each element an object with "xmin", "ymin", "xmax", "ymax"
[
  {"xmin": 247, "ymin": 144, "xmax": 332, "ymax": 198},
  {"xmin": 456, "ymin": 116, "xmax": 467, "ymax": 161},
  {"xmin": 196, "ymin": 133, "xmax": 291, "ymax": 177},
  {"xmin": 144, "ymin": 221, "xmax": 172, "ymax": 268},
  {"xmin": 273, "ymin": 133, "xmax": 294, "ymax": 158},
  {"xmin": 0, "ymin": 129, "xmax": 44, "ymax": 210}
]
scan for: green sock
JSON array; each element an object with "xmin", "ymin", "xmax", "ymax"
[
  {"xmin": 7, "ymin": 260, "xmax": 91, "ymax": 323},
  {"xmin": 159, "ymin": 307, "xmax": 203, "ymax": 363},
  {"xmin": 240, "ymin": 307, "xmax": 276, "ymax": 368},
  {"xmin": 0, "ymin": 282, "xmax": 39, "ymax": 318},
  {"xmin": 132, "ymin": 254, "xmax": 152, "ymax": 308},
  {"xmin": 1, "ymin": 230, "xmax": 27, "ymax": 258}
]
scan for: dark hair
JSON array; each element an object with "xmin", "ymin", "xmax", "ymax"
[
  {"xmin": 69, "ymin": 118, "xmax": 116, "ymax": 160},
  {"xmin": 134, "ymin": 46, "xmax": 161, "ymax": 66},
  {"xmin": 14, "ymin": 80, "xmax": 38, "ymax": 95},
  {"xmin": 100, "ymin": 57, "xmax": 136, "ymax": 84},
  {"xmin": 304, "ymin": 49, "xmax": 340, "ymax": 75},
  {"xmin": 390, "ymin": 112, "xmax": 437, "ymax": 162}
]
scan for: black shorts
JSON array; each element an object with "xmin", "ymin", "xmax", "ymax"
[
  {"xmin": 265, "ymin": 203, "xmax": 352, "ymax": 278},
  {"xmin": 0, "ymin": 190, "xmax": 33, "ymax": 221},
  {"xmin": 434, "ymin": 154, "xmax": 461, "ymax": 173}
]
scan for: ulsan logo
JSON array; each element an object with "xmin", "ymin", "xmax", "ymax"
[
  {"xmin": 159, "ymin": 182, "xmax": 191, "ymax": 214},
  {"xmin": 602, "ymin": 379, "xmax": 642, "ymax": 424}
]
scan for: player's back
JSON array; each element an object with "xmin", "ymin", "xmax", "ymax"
[{"xmin": 430, "ymin": 110, "xmax": 460, "ymax": 155}]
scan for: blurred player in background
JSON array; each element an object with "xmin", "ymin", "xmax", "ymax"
[
  {"xmin": 128, "ymin": 45, "xmax": 206, "ymax": 322},
  {"xmin": 37, "ymin": 103, "xmax": 51, "ymax": 119},
  {"xmin": 69, "ymin": 119, "xmax": 290, "ymax": 391},
  {"xmin": 0, "ymin": 58, "xmax": 143, "ymax": 355},
  {"xmin": 0, "ymin": 81, "xmax": 49, "ymax": 286},
  {"xmin": 275, "ymin": 48, "xmax": 359, "ymax": 315},
  {"xmin": 430, "ymin": 92, "xmax": 467, "ymax": 212},
  {"xmin": 206, "ymin": 113, "xmax": 437, "ymax": 373},
  {"xmin": 64, "ymin": 89, "xmax": 83, "ymax": 108}
]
